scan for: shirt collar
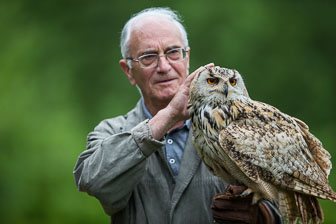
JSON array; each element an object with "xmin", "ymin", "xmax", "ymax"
[
  {"xmin": 141, "ymin": 98, "xmax": 153, "ymax": 119},
  {"xmin": 141, "ymin": 98, "xmax": 190, "ymax": 130}
]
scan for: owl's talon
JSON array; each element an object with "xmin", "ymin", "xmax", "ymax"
[
  {"xmin": 240, "ymin": 188, "xmax": 253, "ymax": 197},
  {"xmin": 240, "ymin": 188, "xmax": 262, "ymax": 204},
  {"xmin": 251, "ymin": 193, "xmax": 262, "ymax": 204}
]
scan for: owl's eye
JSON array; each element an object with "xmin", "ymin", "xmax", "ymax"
[
  {"xmin": 207, "ymin": 77, "xmax": 219, "ymax": 85},
  {"xmin": 229, "ymin": 78, "xmax": 237, "ymax": 86}
]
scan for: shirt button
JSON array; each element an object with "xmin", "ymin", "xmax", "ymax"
[
  {"xmin": 167, "ymin": 139, "xmax": 173, "ymax": 144},
  {"xmin": 169, "ymin": 158, "xmax": 176, "ymax": 164}
]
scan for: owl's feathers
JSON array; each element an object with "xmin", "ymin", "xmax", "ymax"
[{"xmin": 189, "ymin": 66, "xmax": 336, "ymax": 223}]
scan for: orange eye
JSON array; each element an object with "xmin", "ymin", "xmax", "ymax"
[
  {"xmin": 207, "ymin": 78, "xmax": 219, "ymax": 85},
  {"xmin": 229, "ymin": 78, "xmax": 237, "ymax": 86}
]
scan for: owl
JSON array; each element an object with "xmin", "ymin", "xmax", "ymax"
[{"xmin": 189, "ymin": 66, "xmax": 336, "ymax": 224}]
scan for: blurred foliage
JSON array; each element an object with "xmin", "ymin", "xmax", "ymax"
[{"xmin": 0, "ymin": 0, "xmax": 335, "ymax": 223}]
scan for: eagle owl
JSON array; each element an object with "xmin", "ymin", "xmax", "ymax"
[{"xmin": 189, "ymin": 66, "xmax": 336, "ymax": 223}]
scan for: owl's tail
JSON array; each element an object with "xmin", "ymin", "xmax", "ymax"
[
  {"xmin": 278, "ymin": 191, "xmax": 298, "ymax": 224},
  {"xmin": 294, "ymin": 192, "xmax": 323, "ymax": 224},
  {"xmin": 278, "ymin": 191, "xmax": 323, "ymax": 224}
]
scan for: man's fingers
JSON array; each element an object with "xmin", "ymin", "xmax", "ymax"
[
  {"xmin": 204, "ymin": 63, "xmax": 214, "ymax": 68},
  {"xmin": 185, "ymin": 63, "xmax": 215, "ymax": 86},
  {"xmin": 188, "ymin": 66, "xmax": 205, "ymax": 78},
  {"xmin": 188, "ymin": 63, "xmax": 214, "ymax": 77}
]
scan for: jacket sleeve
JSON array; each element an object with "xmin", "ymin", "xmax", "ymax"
[{"xmin": 73, "ymin": 118, "xmax": 165, "ymax": 215}]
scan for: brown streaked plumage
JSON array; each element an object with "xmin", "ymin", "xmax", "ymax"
[{"xmin": 189, "ymin": 66, "xmax": 336, "ymax": 223}]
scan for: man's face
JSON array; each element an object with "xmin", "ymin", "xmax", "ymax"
[{"xmin": 121, "ymin": 17, "xmax": 190, "ymax": 106}]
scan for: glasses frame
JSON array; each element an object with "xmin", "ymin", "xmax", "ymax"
[{"xmin": 126, "ymin": 47, "xmax": 189, "ymax": 69}]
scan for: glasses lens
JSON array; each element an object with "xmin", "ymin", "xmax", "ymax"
[
  {"xmin": 167, "ymin": 48, "xmax": 186, "ymax": 62},
  {"xmin": 136, "ymin": 48, "xmax": 187, "ymax": 68},
  {"xmin": 139, "ymin": 54, "xmax": 158, "ymax": 68}
]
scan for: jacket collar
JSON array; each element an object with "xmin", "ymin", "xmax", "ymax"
[{"xmin": 123, "ymin": 100, "xmax": 147, "ymax": 131}]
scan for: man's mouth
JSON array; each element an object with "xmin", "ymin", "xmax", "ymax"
[{"xmin": 155, "ymin": 78, "xmax": 177, "ymax": 84}]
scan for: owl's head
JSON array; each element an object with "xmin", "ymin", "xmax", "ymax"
[{"xmin": 190, "ymin": 66, "xmax": 249, "ymax": 105}]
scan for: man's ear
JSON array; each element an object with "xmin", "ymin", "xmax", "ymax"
[
  {"xmin": 184, "ymin": 47, "xmax": 190, "ymax": 73},
  {"xmin": 120, "ymin": 59, "xmax": 136, "ymax": 86}
]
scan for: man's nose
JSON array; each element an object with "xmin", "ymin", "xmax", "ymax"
[{"xmin": 156, "ymin": 55, "xmax": 171, "ymax": 72}]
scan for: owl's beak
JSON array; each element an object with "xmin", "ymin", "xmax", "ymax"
[{"xmin": 223, "ymin": 83, "xmax": 228, "ymax": 97}]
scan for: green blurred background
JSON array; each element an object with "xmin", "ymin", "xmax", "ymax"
[{"xmin": 1, "ymin": 0, "xmax": 335, "ymax": 223}]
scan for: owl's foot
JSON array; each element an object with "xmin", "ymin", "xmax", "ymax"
[
  {"xmin": 240, "ymin": 188, "xmax": 262, "ymax": 204},
  {"xmin": 251, "ymin": 192, "xmax": 263, "ymax": 204},
  {"xmin": 240, "ymin": 187, "xmax": 253, "ymax": 197}
]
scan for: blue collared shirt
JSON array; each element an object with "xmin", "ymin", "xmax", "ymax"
[{"xmin": 142, "ymin": 99, "xmax": 190, "ymax": 179}]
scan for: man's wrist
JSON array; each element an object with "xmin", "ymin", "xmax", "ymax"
[
  {"xmin": 148, "ymin": 108, "xmax": 177, "ymax": 140},
  {"xmin": 131, "ymin": 119, "xmax": 165, "ymax": 156}
]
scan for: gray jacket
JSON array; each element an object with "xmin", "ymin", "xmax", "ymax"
[{"xmin": 73, "ymin": 100, "xmax": 228, "ymax": 224}]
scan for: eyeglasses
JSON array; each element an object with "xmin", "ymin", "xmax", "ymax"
[{"xmin": 126, "ymin": 48, "xmax": 189, "ymax": 69}]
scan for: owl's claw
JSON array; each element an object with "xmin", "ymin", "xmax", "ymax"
[
  {"xmin": 240, "ymin": 187, "xmax": 253, "ymax": 197},
  {"xmin": 251, "ymin": 193, "xmax": 263, "ymax": 204},
  {"xmin": 240, "ymin": 188, "xmax": 262, "ymax": 204}
]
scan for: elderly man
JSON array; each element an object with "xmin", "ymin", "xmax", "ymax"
[{"xmin": 74, "ymin": 7, "xmax": 281, "ymax": 224}]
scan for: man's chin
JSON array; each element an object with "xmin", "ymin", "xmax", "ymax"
[
  {"xmin": 158, "ymin": 94, "xmax": 174, "ymax": 102},
  {"xmin": 154, "ymin": 91, "xmax": 176, "ymax": 103}
]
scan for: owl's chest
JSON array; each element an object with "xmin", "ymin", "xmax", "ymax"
[
  {"xmin": 191, "ymin": 122, "xmax": 239, "ymax": 183},
  {"xmin": 191, "ymin": 122, "xmax": 221, "ymax": 161},
  {"xmin": 190, "ymin": 104, "xmax": 236, "ymax": 162}
]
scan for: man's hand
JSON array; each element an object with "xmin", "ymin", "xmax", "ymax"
[
  {"xmin": 212, "ymin": 185, "xmax": 281, "ymax": 224},
  {"xmin": 149, "ymin": 63, "xmax": 214, "ymax": 140},
  {"xmin": 167, "ymin": 63, "xmax": 214, "ymax": 123}
]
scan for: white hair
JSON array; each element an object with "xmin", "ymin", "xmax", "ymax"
[{"xmin": 120, "ymin": 7, "xmax": 189, "ymax": 60}]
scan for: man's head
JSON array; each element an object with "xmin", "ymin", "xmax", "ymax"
[
  {"xmin": 119, "ymin": 7, "xmax": 190, "ymax": 113},
  {"xmin": 120, "ymin": 7, "xmax": 188, "ymax": 60}
]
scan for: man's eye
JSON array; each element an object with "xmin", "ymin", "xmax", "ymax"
[
  {"xmin": 207, "ymin": 78, "xmax": 219, "ymax": 85},
  {"xmin": 167, "ymin": 48, "xmax": 182, "ymax": 60},
  {"xmin": 167, "ymin": 49, "xmax": 179, "ymax": 55},
  {"xmin": 140, "ymin": 54, "xmax": 157, "ymax": 65}
]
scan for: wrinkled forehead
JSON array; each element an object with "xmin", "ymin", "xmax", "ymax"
[
  {"xmin": 129, "ymin": 16, "xmax": 184, "ymax": 53},
  {"xmin": 132, "ymin": 17, "xmax": 182, "ymax": 41}
]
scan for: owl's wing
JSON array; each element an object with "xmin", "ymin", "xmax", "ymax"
[
  {"xmin": 218, "ymin": 103, "xmax": 332, "ymax": 197},
  {"xmin": 293, "ymin": 117, "xmax": 332, "ymax": 177}
]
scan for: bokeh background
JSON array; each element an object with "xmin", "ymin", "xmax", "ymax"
[{"xmin": 1, "ymin": 0, "xmax": 335, "ymax": 223}]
